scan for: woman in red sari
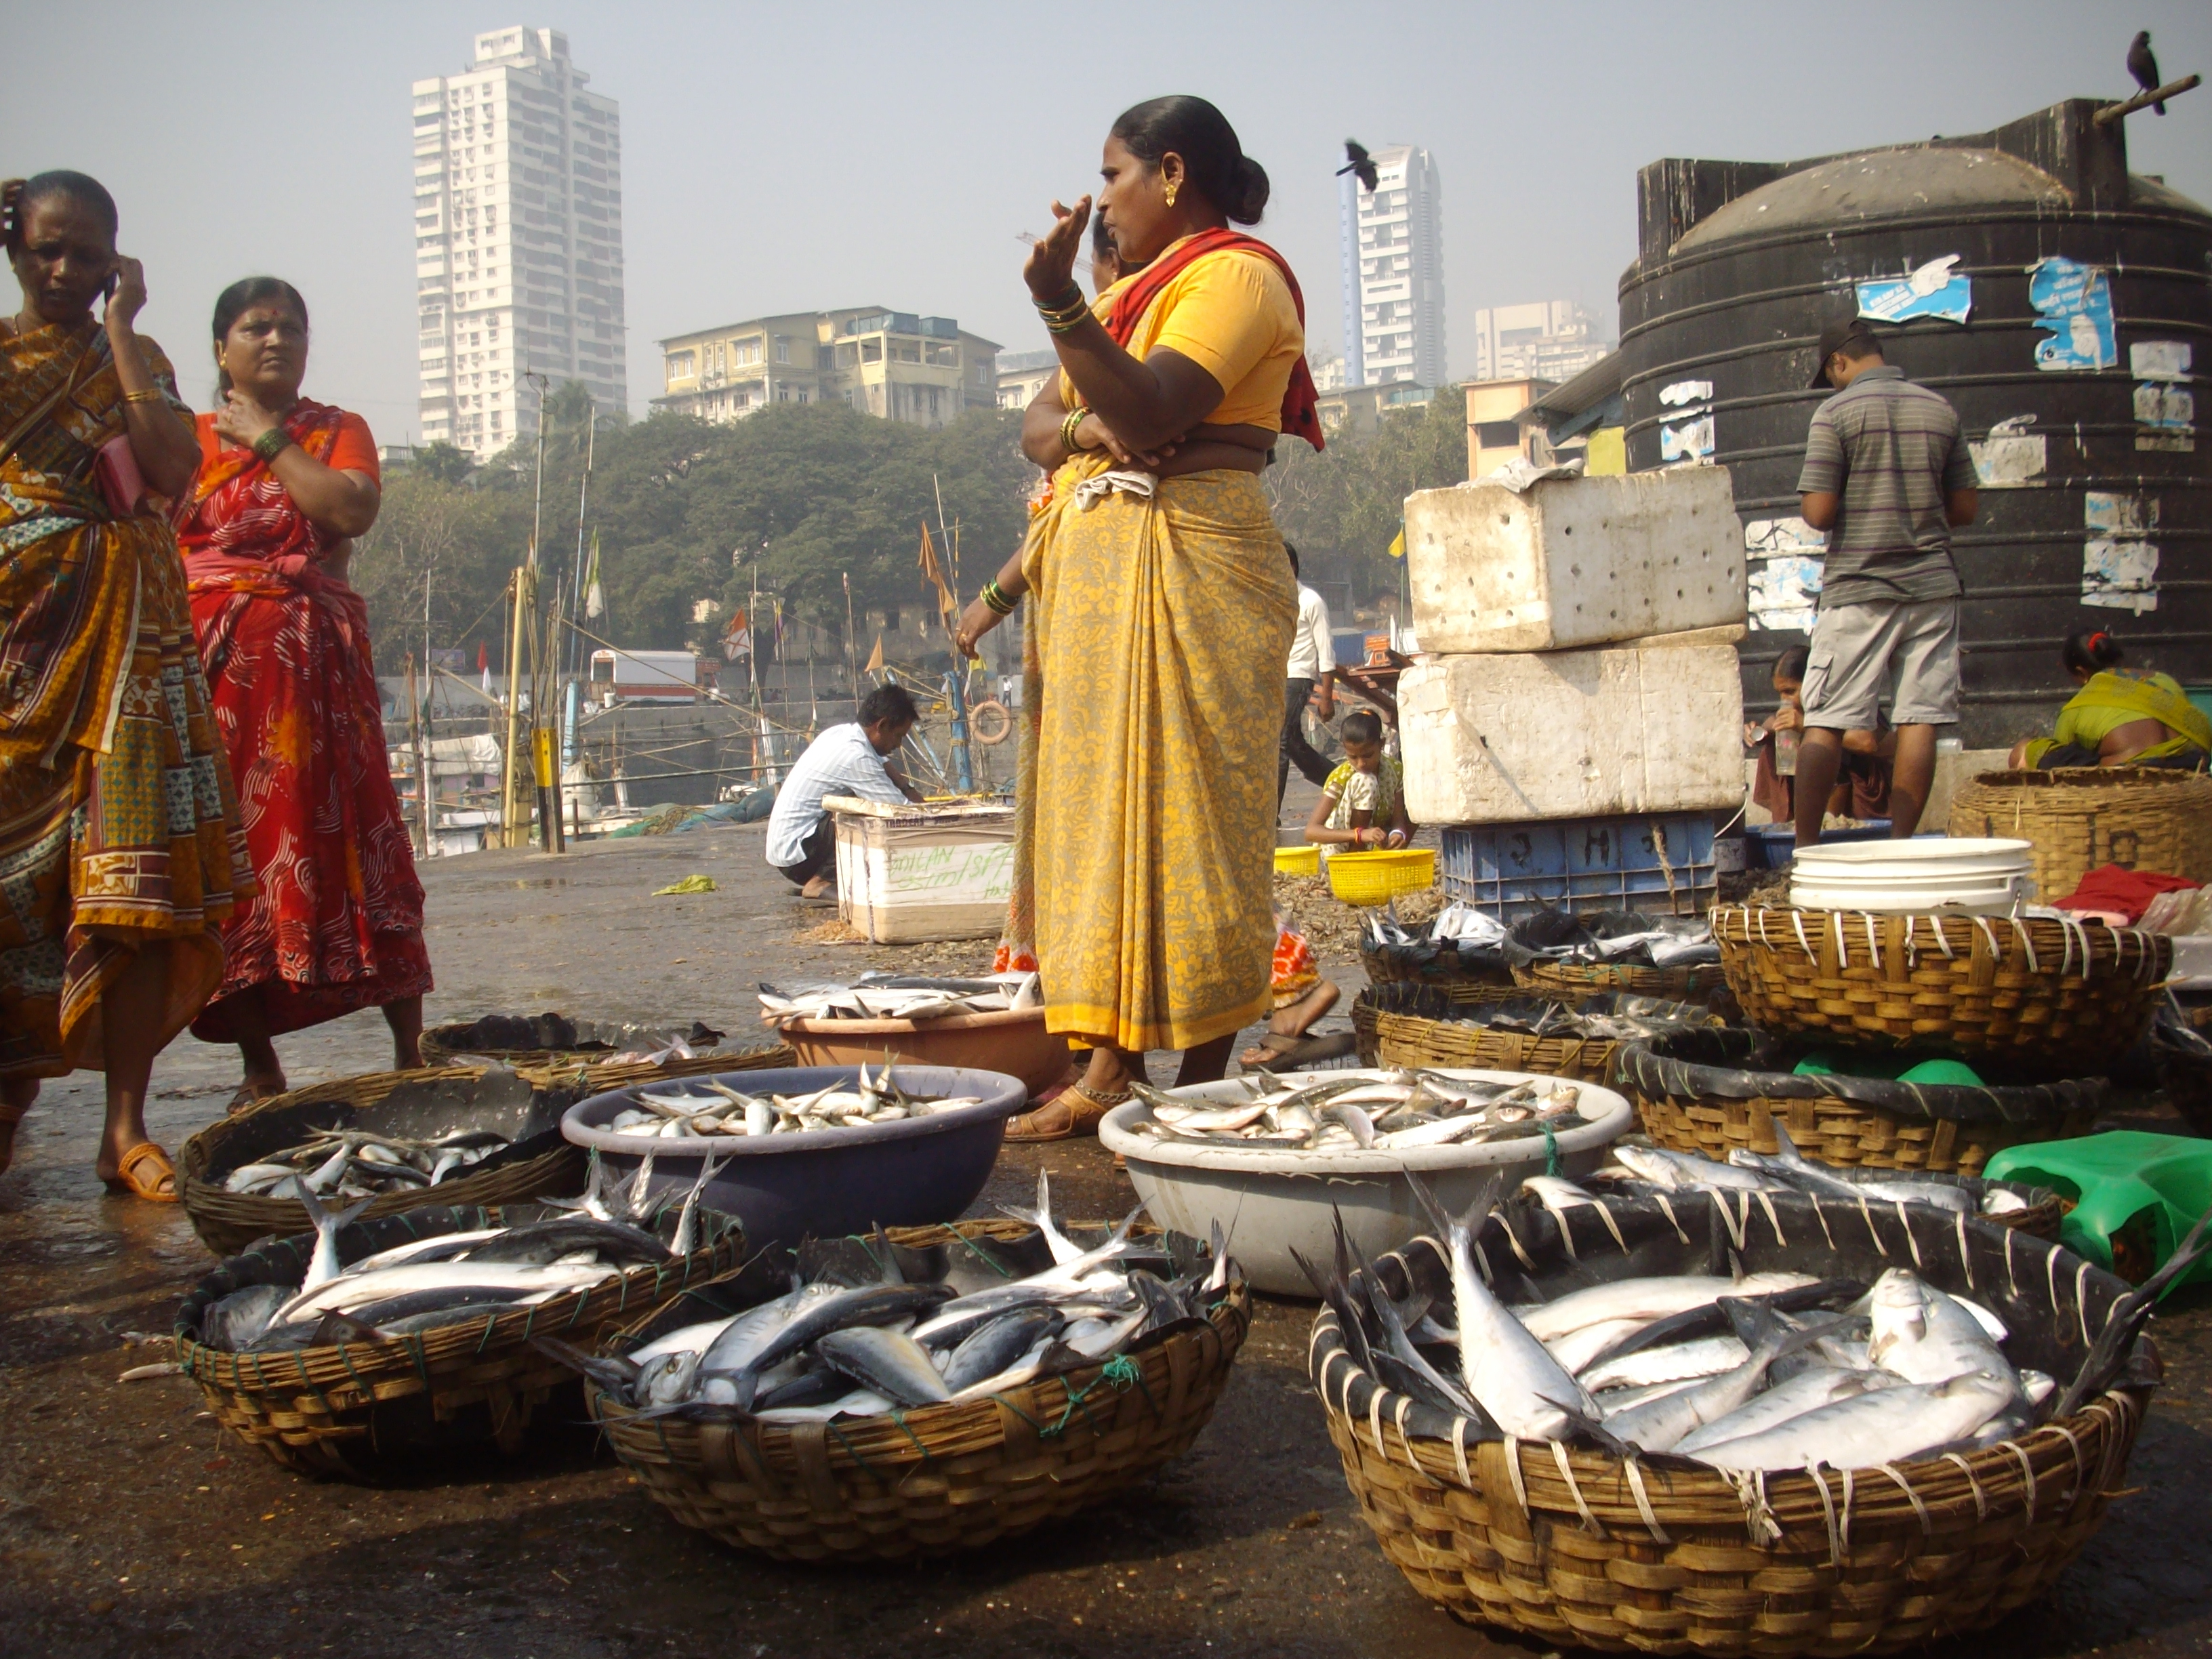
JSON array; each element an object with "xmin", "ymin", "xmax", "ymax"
[{"xmin": 177, "ymin": 279, "xmax": 430, "ymax": 1105}]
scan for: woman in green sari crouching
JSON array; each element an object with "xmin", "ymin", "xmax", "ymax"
[{"xmin": 2010, "ymin": 629, "xmax": 2210, "ymax": 770}]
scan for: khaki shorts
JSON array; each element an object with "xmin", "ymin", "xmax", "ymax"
[{"xmin": 1801, "ymin": 597, "xmax": 1960, "ymax": 729}]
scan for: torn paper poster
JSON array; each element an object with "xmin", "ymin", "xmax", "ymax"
[
  {"xmin": 1969, "ymin": 414, "xmax": 2048, "ymax": 487},
  {"xmin": 2083, "ymin": 491, "xmax": 2160, "ymax": 614},
  {"xmin": 1744, "ymin": 516, "xmax": 1826, "ymax": 558},
  {"xmin": 1856, "ymin": 255, "xmax": 1971, "ymax": 324},
  {"xmin": 1748, "ymin": 555, "xmax": 1822, "ymax": 632},
  {"xmin": 2131, "ymin": 341, "xmax": 2195, "ymax": 452},
  {"xmin": 2028, "ymin": 255, "xmax": 2117, "ymax": 370},
  {"xmin": 1659, "ymin": 379, "xmax": 1715, "ymax": 407},
  {"xmin": 1660, "ymin": 413, "xmax": 1715, "ymax": 464}
]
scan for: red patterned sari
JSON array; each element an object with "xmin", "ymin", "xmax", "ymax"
[{"xmin": 176, "ymin": 399, "xmax": 430, "ymax": 1040}]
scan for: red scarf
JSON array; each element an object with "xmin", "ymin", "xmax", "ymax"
[
  {"xmin": 178, "ymin": 398, "xmax": 349, "ymax": 560},
  {"xmin": 1105, "ymin": 228, "xmax": 1325, "ymax": 452}
]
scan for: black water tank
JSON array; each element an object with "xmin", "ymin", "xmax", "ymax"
[{"xmin": 1617, "ymin": 99, "xmax": 2211, "ymax": 747}]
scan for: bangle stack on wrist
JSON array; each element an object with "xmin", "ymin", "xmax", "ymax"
[
  {"xmin": 122, "ymin": 388, "xmax": 165, "ymax": 406},
  {"xmin": 1033, "ymin": 281, "xmax": 1091, "ymax": 335},
  {"xmin": 251, "ymin": 428, "xmax": 293, "ymax": 464},
  {"xmin": 980, "ymin": 578, "xmax": 1018, "ymax": 617},
  {"xmin": 1059, "ymin": 405, "xmax": 1090, "ymax": 454}
]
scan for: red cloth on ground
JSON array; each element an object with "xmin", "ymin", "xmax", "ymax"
[
  {"xmin": 177, "ymin": 401, "xmax": 430, "ymax": 1040},
  {"xmin": 2052, "ymin": 864, "xmax": 2202, "ymax": 924}
]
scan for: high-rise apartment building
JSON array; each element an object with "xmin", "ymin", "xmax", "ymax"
[
  {"xmin": 411, "ymin": 26, "xmax": 628, "ymax": 459},
  {"xmin": 1470, "ymin": 300, "xmax": 1611, "ymax": 386},
  {"xmin": 1340, "ymin": 146, "xmax": 1446, "ymax": 389}
]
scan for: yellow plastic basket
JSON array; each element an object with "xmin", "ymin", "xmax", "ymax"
[
  {"xmin": 1326, "ymin": 848, "xmax": 1436, "ymax": 906},
  {"xmin": 1273, "ymin": 844, "xmax": 1321, "ymax": 878}
]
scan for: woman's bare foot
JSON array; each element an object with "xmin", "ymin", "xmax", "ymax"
[
  {"xmin": 800, "ymin": 874, "xmax": 833, "ymax": 899},
  {"xmin": 1240, "ymin": 980, "xmax": 1341, "ymax": 1067},
  {"xmin": 0, "ymin": 1078, "xmax": 38, "ymax": 1175}
]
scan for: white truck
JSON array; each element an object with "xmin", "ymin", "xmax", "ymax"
[{"xmin": 588, "ymin": 649, "xmax": 707, "ymax": 705}]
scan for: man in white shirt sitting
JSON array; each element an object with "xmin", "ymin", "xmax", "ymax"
[
  {"xmin": 1280, "ymin": 544, "xmax": 1346, "ymax": 811},
  {"xmin": 766, "ymin": 684, "xmax": 922, "ymax": 899}
]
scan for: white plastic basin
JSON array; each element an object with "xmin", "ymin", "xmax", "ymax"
[
  {"xmin": 1097, "ymin": 1069, "xmax": 1634, "ymax": 1298},
  {"xmin": 1791, "ymin": 836, "xmax": 2033, "ymax": 913}
]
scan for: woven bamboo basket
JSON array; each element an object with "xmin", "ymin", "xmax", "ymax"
[
  {"xmin": 1946, "ymin": 766, "xmax": 2212, "ymax": 903},
  {"xmin": 1614, "ymin": 1026, "xmax": 2103, "ymax": 1183},
  {"xmin": 588, "ymin": 1218, "xmax": 1251, "ymax": 1563},
  {"xmin": 1359, "ymin": 937, "xmax": 1517, "ymax": 989},
  {"xmin": 420, "ymin": 1015, "xmax": 729, "ymax": 1068},
  {"xmin": 1353, "ymin": 982, "xmax": 1534, "ymax": 1066},
  {"xmin": 1372, "ymin": 990, "xmax": 1721, "ymax": 1082},
  {"xmin": 176, "ymin": 1202, "xmax": 746, "ymax": 1479},
  {"xmin": 1311, "ymin": 1191, "xmax": 2153, "ymax": 1654},
  {"xmin": 1713, "ymin": 904, "xmax": 2171, "ymax": 1069},
  {"xmin": 178, "ymin": 1046, "xmax": 794, "ymax": 1256},
  {"xmin": 1513, "ymin": 960, "xmax": 1732, "ymax": 1002}
]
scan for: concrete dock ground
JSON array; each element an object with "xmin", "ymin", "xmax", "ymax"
[{"xmin": 3, "ymin": 818, "xmax": 2210, "ymax": 1659}]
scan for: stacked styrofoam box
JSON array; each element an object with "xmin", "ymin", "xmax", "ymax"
[{"xmin": 1399, "ymin": 467, "xmax": 1748, "ymax": 831}]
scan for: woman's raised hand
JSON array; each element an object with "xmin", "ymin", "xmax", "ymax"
[
  {"xmin": 1023, "ymin": 195, "xmax": 1091, "ymax": 300},
  {"xmin": 211, "ymin": 388, "xmax": 285, "ymax": 449},
  {"xmin": 104, "ymin": 255, "xmax": 148, "ymax": 331}
]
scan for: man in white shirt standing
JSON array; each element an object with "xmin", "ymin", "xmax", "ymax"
[
  {"xmin": 766, "ymin": 684, "xmax": 922, "ymax": 899},
  {"xmin": 1280, "ymin": 544, "xmax": 1343, "ymax": 811}
]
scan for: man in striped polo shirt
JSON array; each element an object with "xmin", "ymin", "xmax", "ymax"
[{"xmin": 1791, "ymin": 318, "xmax": 1980, "ymax": 847}]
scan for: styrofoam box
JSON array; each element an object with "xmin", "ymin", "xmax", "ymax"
[
  {"xmin": 827, "ymin": 796, "xmax": 1014, "ymax": 944},
  {"xmin": 1406, "ymin": 466, "xmax": 1745, "ymax": 653},
  {"xmin": 1400, "ymin": 644, "xmax": 1746, "ymax": 825}
]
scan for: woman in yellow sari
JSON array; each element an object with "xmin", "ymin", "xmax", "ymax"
[
  {"xmin": 0, "ymin": 172, "xmax": 250, "ymax": 1199},
  {"xmin": 956, "ymin": 96, "xmax": 1322, "ymax": 1139},
  {"xmin": 2009, "ymin": 629, "xmax": 2211, "ymax": 770}
]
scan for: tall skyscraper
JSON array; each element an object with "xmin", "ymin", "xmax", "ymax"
[
  {"xmin": 411, "ymin": 26, "xmax": 627, "ymax": 459},
  {"xmin": 1340, "ymin": 145, "xmax": 1446, "ymax": 389}
]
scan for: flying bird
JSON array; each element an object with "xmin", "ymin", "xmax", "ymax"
[
  {"xmin": 1336, "ymin": 140, "xmax": 1378, "ymax": 192},
  {"xmin": 2129, "ymin": 30, "xmax": 2165, "ymax": 113}
]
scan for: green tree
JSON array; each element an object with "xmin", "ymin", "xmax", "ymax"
[
  {"xmin": 407, "ymin": 441, "xmax": 476, "ymax": 485},
  {"xmin": 1265, "ymin": 390, "xmax": 1469, "ymax": 601}
]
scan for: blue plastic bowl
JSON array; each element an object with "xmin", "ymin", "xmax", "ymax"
[{"xmin": 560, "ymin": 1065, "xmax": 1025, "ymax": 1248}]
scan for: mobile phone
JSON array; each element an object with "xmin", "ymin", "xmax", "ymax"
[{"xmin": 104, "ymin": 270, "xmax": 119, "ymax": 302}]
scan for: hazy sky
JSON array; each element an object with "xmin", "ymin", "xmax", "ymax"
[{"xmin": 9, "ymin": 1, "xmax": 2208, "ymax": 442}]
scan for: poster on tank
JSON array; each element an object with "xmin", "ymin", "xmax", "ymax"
[
  {"xmin": 2027, "ymin": 257, "xmax": 2116, "ymax": 371},
  {"xmin": 2081, "ymin": 491, "xmax": 2160, "ymax": 614},
  {"xmin": 2131, "ymin": 342, "xmax": 2195, "ymax": 453},
  {"xmin": 1856, "ymin": 255, "xmax": 1972, "ymax": 325}
]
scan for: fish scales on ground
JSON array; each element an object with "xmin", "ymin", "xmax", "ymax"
[
  {"xmin": 220, "ymin": 1126, "xmax": 515, "ymax": 1198},
  {"xmin": 195, "ymin": 1203, "xmax": 704, "ymax": 1354},
  {"xmin": 602, "ymin": 1062, "xmax": 983, "ymax": 1140},
  {"xmin": 557, "ymin": 1190, "xmax": 1239, "ymax": 1425},
  {"xmin": 1123, "ymin": 1068, "xmax": 1590, "ymax": 1155},
  {"xmin": 1320, "ymin": 1183, "xmax": 2107, "ymax": 1472},
  {"xmin": 758, "ymin": 971, "xmax": 1042, "ymax": 1027}
]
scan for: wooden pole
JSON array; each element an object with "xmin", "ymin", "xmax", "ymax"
[
  {"xmin": 2095, "ymin": 74, "xmax": 2200, "ymax": 125},
  {"xmin": 405, "ymin": 654, "xmax": 429, "ymax": 857},
  {"xmin": 500, "ymin": 565, "xmax": 533, "ymax": 848}
]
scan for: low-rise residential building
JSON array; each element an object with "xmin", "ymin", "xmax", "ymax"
[
  {"xmin": 1469, "ymin": 300, "xmax": 1611, "ymax": 386},
  {"xmin": 654, "ymin": 308, "xmax": 1000, "ymax": 429},
  {"xmin": 996, "ymin": 348, "xmax": 1058, "ymax": 412},
  {"xmin": 1465, "ymin": 377, "xmax": 1557, "ymax": 477},
  {"xmin": 1317, "ymin": 380, "xmax": 1437, "ymax": 440}
]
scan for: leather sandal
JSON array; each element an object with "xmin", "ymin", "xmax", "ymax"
[
  {"xmin": 104, "ymin": 1141, "xmax": 180, "ymax": 1203},
  {"xmin": 1004, "ymin": 1082, "xmax": 1129, "ymax": 1143}
]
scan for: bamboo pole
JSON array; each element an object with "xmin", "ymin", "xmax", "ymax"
[
  {"xmin": 2095, "ymin": 74, "xmax": 2200, "ymax": 125},
  {"xmin": 500, "ymin": 565, "xmax": 533, "ymax": 848}
]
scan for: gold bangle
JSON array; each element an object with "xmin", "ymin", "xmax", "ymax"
[
  {"xmin": 123, "ymin": 388, "xmax": 165, "ymax": 405},
  {"xmin": 1061, "ymin": 405, "xmax": 1089, "ymax": 453}
]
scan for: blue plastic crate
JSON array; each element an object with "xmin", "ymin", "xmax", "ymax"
[{"xmin": 1440, "ymin": 812, "xmax": 1719, "ymax": 921}]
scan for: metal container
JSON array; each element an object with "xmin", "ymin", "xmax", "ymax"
[{"xmin": 1616, "ymin": 98, "xmax": 2212, "ymax": 747}]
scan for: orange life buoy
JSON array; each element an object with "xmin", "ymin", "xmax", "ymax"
[{"xmin": 969, "ymin": 698, "xmax": 1012, "ymax": 746}]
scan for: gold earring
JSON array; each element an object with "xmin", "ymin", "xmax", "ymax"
[{"xmin": 1164, "ymin": 182, "xmax": 1179, "ymax": 208}]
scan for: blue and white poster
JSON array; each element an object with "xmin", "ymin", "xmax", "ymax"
[
  {"xmin": 2028, "ymin": 256, "xmax": 2117, "ymax": 371},
  {"xmin": 1856, "ymin": 255, "xmax": 1972, "ymax": 325}
]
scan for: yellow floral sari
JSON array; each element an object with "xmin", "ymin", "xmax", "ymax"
[
  {"xmin": 0, "ymin": 322, "xmax": 250, "ymax": 1078},
  {"xmin": 1009, "ymin": 455, "xmax": 1296, "ymax": 1052}
]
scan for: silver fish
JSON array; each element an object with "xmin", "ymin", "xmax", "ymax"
[
  {"xmin": 1864, "ymin": 1269, "xmax": 2020, "ymax": 1394},
  {"xmin": 815, "ymin": 1326, "xmax": 951, "ymax": 1406},
  {"xmin": 1518, "ymin": 1273, "xmax": 1815, "ymax": 1345},
  {"xmin": 1580, "ymin": 1334, "xmax": 1751, "ymax": 1394},
  {"xmin": 1685, "ymin": 1370, "xmax": 2015, "ymax": 1471},
  {"xmin": 1671, "ymin": 1366, "xmax": 1898, "ymax": 1458},
  {"xmin": 293, "ymin": 1186, "xmax": 375, "ymax": 1295},
  {"xmin": 940, "ymin": 1308, "xmax": 1063, "ymax": 1393}
]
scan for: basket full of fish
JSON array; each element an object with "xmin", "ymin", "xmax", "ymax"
[
  {"xmin": 174, "ymin": 1162, "xmax": 745, "ymax": 1479},
  {"xmin": 1307, "ymin": 1169, "xmax": 2200, "ymax": 1655},
  {"xmin": 178, "ymin": 1047, "xmax": 794, "ymax": 1257},
  {"xmin": 559, "ymin": 1177, "xmax": 1250, "ymax": 1563}
]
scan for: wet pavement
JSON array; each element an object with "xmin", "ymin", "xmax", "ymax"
[{"xmin": 4, "ymin": 821, "xmax": 2212, "ymax": 1658}]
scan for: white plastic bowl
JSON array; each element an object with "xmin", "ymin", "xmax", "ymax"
[
  {"xmin": 1792, "ymin": 836, "xmax": 2033, "ymax": 913},
  {"xmin": 1098, "ymin": 1068, "xmax": 1634, "ymax": 1298}
]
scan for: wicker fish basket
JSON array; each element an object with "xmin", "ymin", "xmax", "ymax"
[
  {"xmin": 1353, "ymin": 981, "xmax": 1534, "ymax": 1066},
  {"xmin": 1310, "ymin": 1191, "xmax": 2152, "ymax": 1654},
  {"xmin": 1514, "ymin": 960, "xmax": 1732, "ymax": 1004},
  {"xmin": 1712, "ymin": 904, "xmax": 2171, "ymax": 1069},
  {"xmin": 1372, "ymin": 989, "xmax": 1722, "ymax": 1082},
  {"xmin": 178, "ymin": 1046, "xmax": 793, "ymax": 1256},
  {"xmin": 1614, "ymin": 1026, "xmax": 2103, "ymax": 1187},
  {"xmin": 420, "ymin": 1014, "xmax": 729, "ymax": 1068},
  {"xmin": 175, "ymin": 1202, "xmax": 747, "ymax": 1479},
  {"xmin": 1945, "ymin": 766, "xmax": 2212, "ymax": 904},
  {"xmin": 588, "ymin": 1218, "xmax": 1251, "ymax": 1563}
]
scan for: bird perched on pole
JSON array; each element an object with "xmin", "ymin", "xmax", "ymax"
[
  {"xmin": 1337, "ymin": 140, "xmax": 1379, "ymax": 192},
  {"xmin": 2129, "ymin": 31, "xmax": 2165, "ymax": 112}
]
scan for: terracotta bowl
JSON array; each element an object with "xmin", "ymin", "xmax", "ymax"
[{"xmin": 777, "ymin": 1005, "xmax": 1072, "ymax": 1099}]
